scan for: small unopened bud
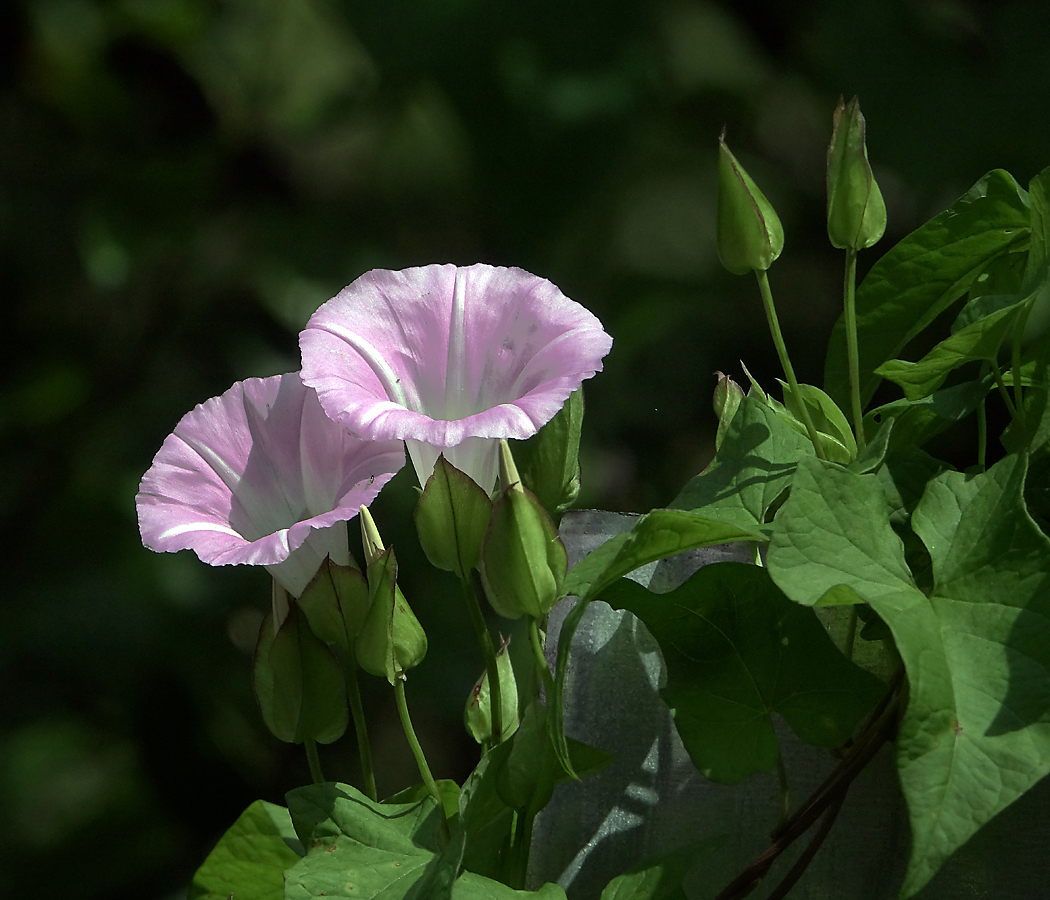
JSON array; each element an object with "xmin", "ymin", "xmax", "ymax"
[
  {"xmin": 713, "ymin": 372, "xmax": 745, "ymax": 451},
  {"xmin": 481, "ymin": 441, "xmax": 567, "ymax": 620},
  {"xmin": 359, "ymin": 505, "xmax": 385, "ymax": 568},
  {"xmin": 414, "ymin": 454, "xmax": 492, "ymax": 581},
  {"xmin": 826, "ymin": 96, "xmax": 886, "ymax": 251},
  {"xmin": 356, "ymin": 547, "xmax": 428, "ymax": 683},
  {"xmin": 717, "ymin": 131, "xmax": 784, "ymax": 275}
]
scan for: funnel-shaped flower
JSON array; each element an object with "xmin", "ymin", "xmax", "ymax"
[
  {"xmin": 299, "ymin": 264, "xmax": 612, "ymax": 492},
  {"xmin": 136, "ymin": 372, "xmax": 405, "ymax": 599}
]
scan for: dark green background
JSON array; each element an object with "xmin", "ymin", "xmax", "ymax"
[{"xmin": 3, "ymin": 1, "xmax": 1049, "ymax": 896}]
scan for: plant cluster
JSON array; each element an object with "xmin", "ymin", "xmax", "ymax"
[{"xmin": 138, "ymin": 98, "xmax": 1050, "ymax": 899}]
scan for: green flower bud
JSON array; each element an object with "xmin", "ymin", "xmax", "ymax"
[
  {"xmin": 297, "ymin": 557, "xmax": 370, "ymax": 667},
  {"xmin": 716, "ymin": 131, "xmax": 784, "ymax": 275},
  {"xmin": 713, "ymin": 371, "xmax": 744, "ymax": 451},
  {"xmin": 480, "ymin": 441, "xmax": 568, "ymax": 620},
  {"xmin": 356, "ymin": 546, "xmax": 428, "ymax": 683},
  {"xmin": 252, "ymin": 598, "xmax": 348, "ymax": 745},
  {"xmin": 464, "ymin": 637, "xmax": 519, "ymax": 744},
  {"xmin": 414, "ymin": 454, "xmax": 492, "ymax": 581},
  {"xmin": 826, "ymin": 96, "xmax": 886, "ymax": 251}
]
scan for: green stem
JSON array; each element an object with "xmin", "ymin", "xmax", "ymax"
[
  {"xmin": 344, "ymin": 663, "xmax": 377, "ymax": 801},
  {"xmin": 463, "ymin": 573, "xmax": 503, "ymax": 746},
  {"xmin": 305, "ymin": 739, "xmax": 325, "ymax": 785},
  {"xmin": 843, "ymin": 248, "xmax": 867, "ymax": 450},
  {"xmin": 394, "ymin": 679, "xmax": 450, "ymax": 843},
  {"xmin": 528, "ymin": 617, "xmax": 556, "ymax": 700},
  {"xmin": 1010, "ymin": 298, "xmax": 1032, "ymax": 446},
  {"xmin": 991, "ymin": 361, "xmax": 1021, "ymax": 421},
  {"xmin": 755, "ymin": 269, "xmax": 826, "ymax": 460},
  {"xmin": 843, "ymin": 607, "xmax": 858, "ymax": 662}
]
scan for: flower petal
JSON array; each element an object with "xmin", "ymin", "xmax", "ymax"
[
  {"xmin": 300, "ymin": 264, "xmax": 612, "ymax": 488},
  {"xmin": 136, "ymin": 372, "xmax": 404, "ymax": 596}
]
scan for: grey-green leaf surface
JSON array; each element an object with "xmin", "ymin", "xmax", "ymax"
[
  {"xmin": 824, "ymin": 169, "xmax": 1030, "ymax": 409},
  {"xmin": 669, "ymin": 394, "xmax": 813, "ymax": 531},
  {"xmin": 766, "ymin": 457, "xmax": 916, "ymax": 608},
  {"xmin": 601, "ymin": 562, "xmax": 884, "ymax": 784},
  {"xmin": 884, "ymin": 455, "xmax": 1050, "ymax": 897},
  {"xmin": 189, "ymin": 800, "xmax": 303, "ymax": 900}
]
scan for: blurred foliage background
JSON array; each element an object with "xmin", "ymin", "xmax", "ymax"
[{"xmin": 3, "ymin": 0, "xmax": 1050, "ymax": 896}]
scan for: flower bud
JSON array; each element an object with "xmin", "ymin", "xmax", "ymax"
[
  {"xmin": 297, "ymin": 557, "xmax": 370, "ymax": 667},
  {"xmin": 713, "ymin": 371, "xmax": 744, "ymax": 451},
  {"xmin": 356, "ymin": 546, "xmax": 428, "ymax": 683},
  {"xmin": 252, "ymin": 598, "xmax": 348, "ymax": 744},
  {"xmin": 414, "ymin": 454, "xmax": 492, "ymax": 581},
  {"xmin": 464, "ymin": 637, "xmax": 519, "ymax": 744},
  {"xmin": 480, "ymin": 441, "xmax": 567, "ymax": 620},
  {"xmin": 826, "ymin": 96, "xmax": 886, "ymax": 251},
  {"xmin": 716, "ymin": 131, "xmax": 784, "ymax": 275}
]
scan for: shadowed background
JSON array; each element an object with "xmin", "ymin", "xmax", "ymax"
[{"xmin": 3, "ymin": 0, "xmax": 1049, "ymax": 896}]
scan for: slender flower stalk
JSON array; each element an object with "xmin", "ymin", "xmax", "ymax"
[
  {"xmin": 463, "ymin": 574, "xmax": 503, "ymax": 747},
  {"xmin": 842, "ymin": 248, "xmax": 867, "ymax": 450},
  {"xmin": 300, "ymin": 264, "xmax": 612, "ymax": 492},
  {"xmin": 305, "ymin": 739, "xmax": 325, "ymax": 785},
  {"xmin": 394, "ymin": 680, "xmax": 450, "ymax": 843},
  {"xmin": 344, "ymin": 663, "xmax": 377, "ymax": 800},
  {"xmin": 755, "ymin": 271, "xmax": 826, "ymax": 460}
]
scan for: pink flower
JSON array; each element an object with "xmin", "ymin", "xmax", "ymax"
[
  {"xmin": 299, "ymin": 264, "xmax": 612, "ymax": 491},
  {"xmin": 136, "ymin": 372, "xmax": 404, "ymax": 599}
]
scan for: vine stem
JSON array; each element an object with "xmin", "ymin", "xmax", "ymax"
[
  {"xmin": 843, "ymin": 247, "xmax": 867, "ymax": 450},
  {"xmin": 714, "ymin": 669, "xmax": 904, "ymax": 900},
  {"xmin": 394, "ymin": 679, "xmax": 450, "ymax": 844},
  {"xmin": 344, "ymin": 663, "xmax": 377, "ymax": 801},
  {"xmin": 755, "ymin": 269, "xmax": 826, "ymax": 460},
  {"xmin": 464, "ymin": 572, "xmax": 503, "ymax": 747},
  {"xmin": 304, "ymin": 739, "xmax": 325, "ymax": 785}
]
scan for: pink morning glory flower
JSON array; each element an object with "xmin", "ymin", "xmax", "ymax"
[
  {"xmin": 136, "ymin": 372, "xmax": 405, "ymax": 599},
  {"xmin": 299, "ymin": 264, "xmax": 613, "ymax": 491}
]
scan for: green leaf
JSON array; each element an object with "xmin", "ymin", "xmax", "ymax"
[
  {"xmin": 824, "ymin": 169, "xmax": 1030, "ymax": 409},
  {"xmin": 514, "ymin": 388, "xmax": 585, "ymax": 516},
  {"xmin": 602, "ymin": 562, "xmax": 884, "ymax": 784},
  {"xmin": 864, "ymin": 376, "xmax": 992, "ymax": 451},
  {"xmin": 875, "ymin": 298, "xmax": 1025, "ymax": 400},
  {"xmin": 415, "ymin": 455, "xmax": 493, "ymax": 581},
  {"xmin": 569, "ymin": 510, "xmax": 763, "ymax": 604},
  {"xmin": 598, "ymin": 837, "xmax": 725, "ymax": 900},
  {"xmin": 669, "ymin": 394, "xmax": 813, "ymax": 531},
  {"xmin": 848, "ymin": 418, "xmax": 893, "ymax": 474},
  {"xmin": 283, "ymin": 782, "xmax": 567, "ymax": 899},
  {"xmin": 882, "ymin": 455, "xmax": 1050, "ymax": 897},
  {"xmin": 189, "ymin": 800, "xmax": 303, "ymax": 900},
  {"xmin": 778, "ymin": 380, "xmax": 857, "ymax": 462},
  {"xmin": 766, "ymin": 457, "xmax": 916, "ymax": 608},
  {"xmin": 252, "ymin": 604, "xmax": 347, "ymax": 745}
]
